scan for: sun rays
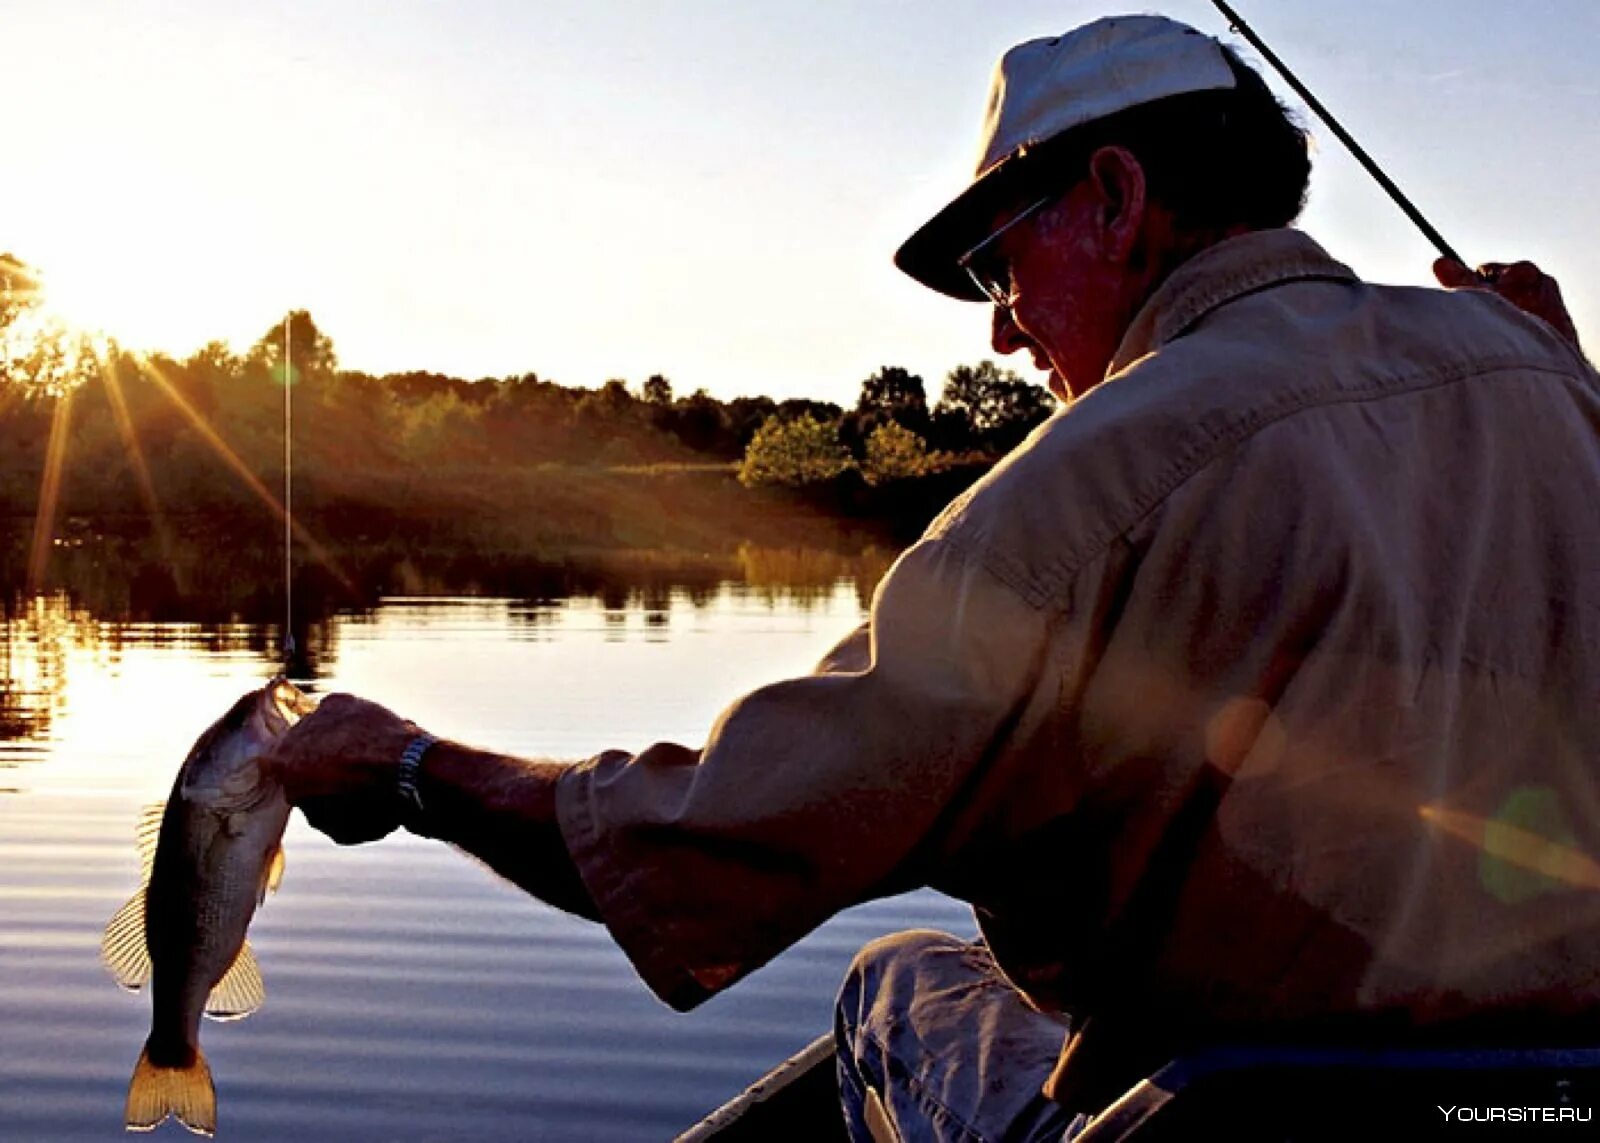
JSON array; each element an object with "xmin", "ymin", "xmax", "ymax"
[
  {"xmin": 3, "ymin": 256, "xmax": 351, "ymax": 619},
  {"xmin": 28, "ymin": 386, "xmax": 74, "ymax": 590},
  {"xmin": 13, "ymin": 299, "xmax": 350, "ymax": 605},
  {"xmin": 98, "ymin": 354, "xmax": 179, "ymax": 583},
  {"xmin": 129, "ymin": 354, "xmax": 350, "ymax": 591}
]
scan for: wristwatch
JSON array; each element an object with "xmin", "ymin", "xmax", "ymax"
[{"xmin": 397, "ymin": 732, "xmax": 439, "ymax": 835}]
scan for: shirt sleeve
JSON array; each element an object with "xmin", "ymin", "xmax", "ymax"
[{"xmin": 554, "ymin": 534, "xmax": 1053, "ymax": 1010}]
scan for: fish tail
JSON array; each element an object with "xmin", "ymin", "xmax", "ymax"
[{"xmin": 125, "ymin": 1040, "xmax": 216, "ymax": 1137}]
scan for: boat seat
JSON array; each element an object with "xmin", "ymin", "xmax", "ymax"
[{"xmin": 1071, "ymin": 1045, "xmax": 1600, "ymax": 1141}]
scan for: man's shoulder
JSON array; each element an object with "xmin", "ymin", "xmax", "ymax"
[
  {"xmin": 927, "ymin": 325, "xmax": 1291, "ymax": 555},
  {"xmin": 928, "ymin": 274, "xmax": 1596, "ymax": 606},
  {"xmin": 924, "ymin": 371, "xmax": 1232, "ymax": 606}
]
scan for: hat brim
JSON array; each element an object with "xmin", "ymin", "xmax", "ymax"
[{"xmin": 894, "ymin": 154, "xmax": 1033, "ymax": 303}]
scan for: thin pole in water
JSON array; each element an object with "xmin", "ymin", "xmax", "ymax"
[
  {"xmin": 1208, "ymin": 0, "xmax": 1470, "ymax": 269},
  {"xmin": 282, "ymin": 315, "xmax": 296, "ymax": 669}
]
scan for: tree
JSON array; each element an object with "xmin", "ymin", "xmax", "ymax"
[
  {"xmin": 185, "ymin": 340, "xmax": 242, "ymax": 381},
  {"xmin": 579, "ymin": 379, "xmax": 634, "ymax": 415},
  {"xmin": 738, "ymin": 414, "xmax": 854, "ymax": 487},
  {"xmin": 668, "ymin": 388, "xmax": 729, "ymax": 455},
  {"xmin": 856, "ymin": 366, "xmax": 928, "ymax": 430},
  {"xmin": 247, "ymin": 310, "xmax": 338, "ymax": 383},
  {"xmin": 725, "ymin": 395, "xmax": 778, "ymax": 448},
  {"xmin": 776, "ymin": 397, "xmax": 843, "ymax": 424},
  {"xmin": 0, "ymin": 253, "xmax": 94, "ymax": 397},
  {"xmin": 861, "ymin": 421, "xmax": 941, "ymax": 485},
  {"xmin": 0, "ymin": 253, "xmax": 41, "ymax": 333},
  {"xmin": 641, "ymin": 374, "xmax": 673, "ymax": 405},
  {"xmin": 397, "ymin": 388, "xmax": 486, "ymax": 463},
  {"xmin": 933, "ymin": 360, "xmax": 1054, "ymax": 453}
]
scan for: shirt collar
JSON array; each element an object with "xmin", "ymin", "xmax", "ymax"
[{"xmin": 1107, "ymin": 228, "xmax": 1359, "ymax": 377}]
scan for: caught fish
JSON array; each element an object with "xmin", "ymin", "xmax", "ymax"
[{"xmin": 101, "ymin": 677, "xmax": 317, "ymax": 1136}]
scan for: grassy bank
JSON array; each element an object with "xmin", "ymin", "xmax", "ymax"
[{"xmin": 3, "ymin": 458, "xmax": 927, "ymax": 620}]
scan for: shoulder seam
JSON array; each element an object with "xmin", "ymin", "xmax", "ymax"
[{"xmin": 932, "ymin": 531, "xmax": 1055, "ymax": 612}]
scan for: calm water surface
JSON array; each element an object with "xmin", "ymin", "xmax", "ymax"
[{"xmin": 0, "ymin": 578, "xmax": 972, "ymax": 1141}]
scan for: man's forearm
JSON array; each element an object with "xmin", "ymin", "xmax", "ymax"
[{"xmin": 412, "ymin": 741, "xmax": 600, "ymax": 921}]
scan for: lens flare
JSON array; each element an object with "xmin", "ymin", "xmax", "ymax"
[{"xmin": 1419, "ymin": 802, "xmax": 1600, "ymax": 892}]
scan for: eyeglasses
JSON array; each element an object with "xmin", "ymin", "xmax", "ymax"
[{"xmin": 957, "ymin": 196, "xmax": 1052, "ymax": 309}]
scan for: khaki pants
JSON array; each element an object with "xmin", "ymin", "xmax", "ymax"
[{"xmin": 834, "ymin": 930, "xmax": 1083, "ymax": 1143}]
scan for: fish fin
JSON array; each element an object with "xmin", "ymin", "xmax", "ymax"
[
  {"xmin": 101, "ymin": 888, "xmax": 151, "ymax": 992},
  {"xmin": 203, "ymin": 940, "xmax": 264, "ymax": 1021},
  {"xmin": 260, "ymin": 843, "xmax": 286, "ymax": 903},
  {"xmin": 126, "ymin": 1041, "xmax": 216, "ymax": 1137},
  {"xmin": 136, "ymin": 802, "xmax": 165, "ymax": 880}
]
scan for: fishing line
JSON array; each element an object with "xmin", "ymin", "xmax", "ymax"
[{"xmin": 282, "ymin": 315, "xmax": 296, "ymax": 669}]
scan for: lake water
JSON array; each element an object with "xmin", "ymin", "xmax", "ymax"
[{"xmin": 0, "ymin": 567, "xmax": 973, "ymax": 1141}]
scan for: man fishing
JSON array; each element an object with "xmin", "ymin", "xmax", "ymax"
[{"xmin": 268, "ymin": 13, "xmax": 1600, "ymax": 1140}]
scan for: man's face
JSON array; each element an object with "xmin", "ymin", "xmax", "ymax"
[{"xmin": 979, "ymin": 148, "xmax": 1159, "ymax": 402}]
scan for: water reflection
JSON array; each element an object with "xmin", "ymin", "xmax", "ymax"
[
  {"xmin": 6, "ymin": 534, "xmax": 895, "ymax": 624},
  {"xmin": 737, "ymin": 542, "xmax": 896, "ymax": 610},
  {"xmin": 0, "ymin": 541, "xmax": 898, "ymax": 774},
  {"xmin": 0, "ymin": 564, "xmax": 968, "ymax": 1141},
  {"xmin": 1, "ymin": 593, "xmax": 78, "ymax": 759}
]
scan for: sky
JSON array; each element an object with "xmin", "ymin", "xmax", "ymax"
[{"xmin": 7, "ymin": 1, "xmax": 1598, "ymax": 406}]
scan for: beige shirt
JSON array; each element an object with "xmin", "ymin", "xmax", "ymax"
[{"xmin": 558, "ymin": 229, "xmax": 1600, "ymax": 1065}]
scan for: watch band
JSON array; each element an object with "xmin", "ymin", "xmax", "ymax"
[{"xmin": 397, "ymin": 732, "xmax": 439, "ymax": 831}]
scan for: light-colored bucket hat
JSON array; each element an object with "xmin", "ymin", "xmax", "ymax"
[{"xmin": 895, "ymin": 15, "xmax": 1237, "ymax": 301}]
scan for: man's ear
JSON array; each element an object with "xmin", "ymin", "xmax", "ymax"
[{"xmin": 1087, "ymin": 146, "xmax": 1147, "ymax": 264}]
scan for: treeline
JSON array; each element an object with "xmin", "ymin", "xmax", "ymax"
[
  {"xmin": 733, "ymin": 362, "xmax": 1052, "ymax": 490},
  {"xmin": 1, "ymin": 253, "xmax": 1054, "ymax": 563}
]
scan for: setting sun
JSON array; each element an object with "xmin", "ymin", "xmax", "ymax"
[
  {"xmin": 1, "ymin": 259, "xmax": 106, "ymax": 393},
  {"xmin": 19, "ymin": 234, "xmax": 247, "ymax": 362}
]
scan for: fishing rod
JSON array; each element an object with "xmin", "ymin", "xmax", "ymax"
[{"xmin": 1208, "ymin": 0, "xmax": 1477, "ymax": 274}]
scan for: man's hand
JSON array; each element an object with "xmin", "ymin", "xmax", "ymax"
[
  {"xmin": 1433, "ymin": 257, "xmax": 1581, "ymax": 349},
  {"xmin": 267, "ymin": 696, "xmax": 597, "ymax": 917},
  {"xmin": 268, "ymin": 693, "xmax": 424, "ymax": 845}
]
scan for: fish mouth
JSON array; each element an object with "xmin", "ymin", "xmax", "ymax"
[{"xmin": 265, "ymin": 677, "xmax": 318, "ymax": 728}]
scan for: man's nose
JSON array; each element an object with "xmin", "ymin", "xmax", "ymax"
[{"xmin": 990, "ymin": 305, "xmax": 1031, "ymax": 356}]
